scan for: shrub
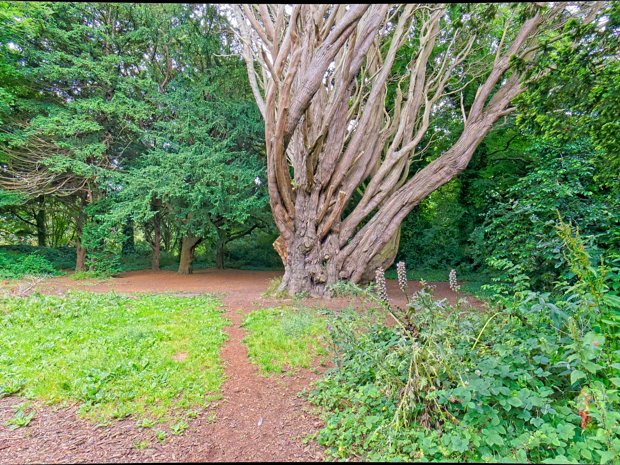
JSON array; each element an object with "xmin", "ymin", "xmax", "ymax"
[
  {"xmin": 309, "ymin": 225, "xmax": 620, "ymax": 463},
  {"xmin": 0, "ymin": 250, "xmax": 59, "ymax": 279}
]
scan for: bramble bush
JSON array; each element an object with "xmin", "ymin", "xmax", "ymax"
[{"xmin": 309, "ymin": 221, "xmax": 620, "ymax": 463}]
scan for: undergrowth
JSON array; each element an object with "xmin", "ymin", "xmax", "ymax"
[
  {"xmin": 308, "ymin": 221, "xmax": 620, "ymax": 463},
  {"xmin": 0, "ymin": 251, "xmax": 59, "ymax": 279}
]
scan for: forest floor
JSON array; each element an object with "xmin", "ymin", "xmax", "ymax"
[{"xmin": 0, "ymin": 269, "xmax": 483, "ymax": 463}]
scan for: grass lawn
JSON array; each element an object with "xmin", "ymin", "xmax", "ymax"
[
  {"xmin": 0, "ymin": 292, "xmax": 228, "ymax": 428},
  {"xmin": 242, "ymin": 306, "xmax": 329, "ymax": 375}
]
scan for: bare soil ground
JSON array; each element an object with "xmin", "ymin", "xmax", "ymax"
[{"xmin": 0, "ymin": 269, "xmax": 483, "ymax": 463}]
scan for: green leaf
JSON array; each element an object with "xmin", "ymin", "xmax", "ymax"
[
  {"xmin": 508, "ymin": 397, "xmax": 523, "ymax": 407},
  {"xmin": 582, "ymin": 361, "xmax": 603, "ymax": 374},
  {"xmin": 570, "ymin": 370, "xmax": 587, "ymax": 385},
  {"xmin": 541, "ymin": 456, "xmax": 576, "ymax": 464}
]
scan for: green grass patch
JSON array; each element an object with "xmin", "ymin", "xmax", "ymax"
[
  {"xmin": 0, "ymin": 292, "xmax": 229, "ymax": 428},
  {"xmin": 69, "ymin": 270, "xmax": 112, "ymax": 280},
  {"xmin": 242, "ymin": 306, "xmax": 329, "ymax": 375}
]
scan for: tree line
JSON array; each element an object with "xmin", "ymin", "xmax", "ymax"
[
  {"xmin": 1, "ymin": 3, "xmax": 618, "ymax": 292},
  {"xmin": 0, "ymin": 3, "xmax": 271, "ymax": 274}
]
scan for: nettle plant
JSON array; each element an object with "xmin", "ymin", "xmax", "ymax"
[{"xmin": 310, "ymin": 230, "xmax": 620, "ymax": 463}]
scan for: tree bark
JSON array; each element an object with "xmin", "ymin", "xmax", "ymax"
[
  {"xmin": 151, "ymin": 214, "xmax": 161, "ymax": 271},
  {"xmin": 35, "ymin": 196, "xmax": 46, "ymax": 247},
  {"xmin": 215, "ymin": 240, "xmax": 225, "ymax": 270},
  {"xmin": 178, "ymin": 235, "xmax": 201, "ymax": 275},
  {"xmin": 75, "ymin": 205, "xmax": 86, "ymax": 272}
]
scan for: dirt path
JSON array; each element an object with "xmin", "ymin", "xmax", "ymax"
[{"xmin": 0, "ymin": 269, "xmax": 483, "ymax": 463}]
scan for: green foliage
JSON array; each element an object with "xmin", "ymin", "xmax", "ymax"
[
  {"xmin": 223, "ymin": 229, "xmax": 282, "ymax": 270},
  {"xmin": 473, "ymin": 139, "xmax": 619, "ymax": 290},
  {"xmin": 0, "ymin": 249, "xmax": 59, "ymax": 278},
  {"xmin": 69, "ymin": 270, "xmax": 109, "ymax": 281},
  {"xmin": 397, "ymin": 180, "xmax": 468, "ymax": 269},
  {"xmin": 515, "ymin": 2, "xmax": 620, "ymax": 180},
  {"xmin": 308, "ymin": 226, "xmax": 620, "ymax": 463},
  {"xmin": 84, "ymin": 4, "xmax": 271, "ymax": 271},
  {"xmin": 1, "ymin": 3, "xmax": 271, "ymax": 271},
  {"xmin": 242, "ymin": 306, "xmax": 329, "ymax": 375},
  {"xmin": 0, "ymin": 292, "xmax": 229, "ymax": 429},
  {"xmin": 327, "ymin": 281, "xmax": 374, "ymax": 298}
]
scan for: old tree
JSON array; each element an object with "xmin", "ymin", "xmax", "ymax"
[{"xmin": 234, "ymin": 3, "xmax": 604, "ymax": 295}]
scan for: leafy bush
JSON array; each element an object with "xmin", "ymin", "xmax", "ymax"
[
  {"xmin": 309, "ymin": 225, "xmax": 620, "ymax": 463},
  {"xmin": 225, "ymin": 229, "xmax": 283, "ymax": 270},
  {"xmin": 85, "ymin": 250, "xmax": 122, "ymax": 277},
  {"xmin": 472, "ymin": 140, "xmax": 619, "ymax": 291},
  {"xmin": 397, "ymin": 179, "xmax": 469, "ymax": 269},
  {"xmin": 0, "ymin": 245, "xmax": 75, "ymax": 270},
  {"xmin": 0, "ymin": 250, "xmax": 59, "ymax": 279}
]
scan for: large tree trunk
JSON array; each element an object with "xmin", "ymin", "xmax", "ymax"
[
  {"xmin": 277, "ymin": 219, "xmax": 400, "ymax": 296},
  {"xmin": 178, "ymin": 235, "xmax": 201, "ymax": 275},
  {"xmin": 236, "ymin": 4, "xmax": 596, "ymax": 296},
  {"xmin": 75, "ymin": 206, "xmax": 86, "ymax": 272},
  {"xmin": 35, "ymin": 196, "xmax": 46, "ymax": 247}
]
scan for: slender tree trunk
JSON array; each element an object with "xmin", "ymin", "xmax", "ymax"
[
  {"xmin": 35, "ymin": 196, "xmax": 46, "ymax": 247},
  {"xmin": 75, "ymin": 205, "xmax": 86, "ymax": 272},
  {"xmin": 178, "ymin": 235, "xmax": 201, "ymax": 275},
  {"xmin": 121, "ymin": 218, "xmax": 135, "ymax": 256},
  {"xmin": 215, "ymin": 239, "xmax": 226, "ymax": 270},
  {"xmin": 151, "ymin": 214, "xmax": 161, "ymax": 271},
  {"xmin": 162, "ymin": 222, "xmax": 172, "ymax": 252}
]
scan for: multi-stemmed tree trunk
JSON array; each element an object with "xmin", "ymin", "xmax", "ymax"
[{"xmin": 234, "ymin": 3, "xmax": 601, "ymax": 295}]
